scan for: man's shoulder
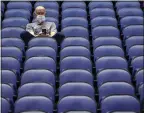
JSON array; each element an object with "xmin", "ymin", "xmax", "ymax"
[
  {"xmin": 26, "ymin": 22, "xmax": 38, "ymax": 27},
  {"xmin": 45, "ymin": 22, "xmax": 55, "ymax": 25}
]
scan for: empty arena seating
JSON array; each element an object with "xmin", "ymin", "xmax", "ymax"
[{"xmin": 1, "ymin": 1, "xmax": 144, "ymax": 113}]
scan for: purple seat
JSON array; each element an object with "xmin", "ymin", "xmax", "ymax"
[
  {"xmin": 2, "ymin": 70, "xmax": 17, "ymax": 88},
  {"xmin": 14, "ymin": 96, "xmax": 53, "ymax": 113},
  {"xmin": 131, "ymin": 56, "xmax": 144, "ymax": 74},
  {"xmin": 2, "ymin": 98, "xmax": 10, "ymax": 113},
  {"xmin": 60, "ymin": 56, "xmax": 92, "ymax": 73},
  {"xmin": 21, "ymin": 69, "xmax": 55, "ymax": 87},
  {"xmin": 101, "ymin": 95, "xmax": 140, "ymax": 113},
  {"xmin": 99, "ymin": 82, "xmax": 135, "ymax": 102},
  {"xmin": 95, "ymin": 57, "xmax": 128, "ymax": 72},
  {"xmin": 18, "ymin": 83, "xmax": 54, "ymax": 102},
  {"xmin": 93, "ymin": 37, "xmax": 122, "ymax": 49},
  {"xmin": 2, "ymin": 38, "xmax": 25, "ymax": 51},
  {"xmin": 97, "ymin": 69, "xmax": 131, "ymax": 87},
  {"xmin": 60, "ymin": 69, "xmax": 93, "ymax": 86},
  {"xmin": 26, "ymin": 47, "xmax": 56, "ymax": 61},
  {"xmin": 135, "ymin": 69, "xmax": 144, "ymax": 89},
  {"xmin": 59, "ymin": 83, "xmax": 95, "ymax": 100},
  {"xmin": 2, "ymin": 47, "xmax": 23, "ymax": 62},
  {"xmin": 24, "ymin": 57, "xmax": 56, "ymax": 73},
  {"xmin": 58, "ymin": 96, "xmax": 97, "ymax": 113},
  {"xmin": 2, "ymin": 57, "xmax": 20, "ymax": 75}
]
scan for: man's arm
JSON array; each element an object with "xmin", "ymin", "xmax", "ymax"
[
  {"xmin": 26, "ymin": 24, "xmax": 38, "ymax": 37},
  {"xmin": 50, "ymin": 22, "xmax": 57, "ymax": 37}
]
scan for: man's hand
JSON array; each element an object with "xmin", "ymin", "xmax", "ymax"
[
  {"xmin": 50, "ymin": 32, "xmax": 56, "ymax": 37},
  {"xmin": 37, "ymin": 33, "xmax": 49, "ymax": 37},
  {"xmin": 46, "ymin": 33, "xmax": 52, "ymax": 37},
  {"xmin": 37, "ymin": 32, "xmax": 56, "ymax": 37}
]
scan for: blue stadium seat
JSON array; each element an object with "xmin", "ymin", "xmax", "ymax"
[
  {"xmin": 1, "ymin": 2, "xmax": 5, "ymax": 14},
  {"xmin": 125, "ymin": 36, "xmax": 144, "ymax": 52},
  {"xmin": 62, "ymin": 17, "xmax": 88, "ymax": 29},
  {"xmin": 2, "ymin": 70, "xmax": 17, "ymax": 88},
  {"xmin": 93, "ymin": 37, "xmax": 122, "ymax": 50},
  {"xmin": 59, "ymin": 83, "xmax": 95, "ymax": 100},
  {"xmin": 62, "ymin": 8, "xmax": 87, "ymax": 19},
  {"xmin": 45, "ymin": 9, "xmax": 59, "ymax": 19},
  {"xmin": 66, "ymin": 112, "xmax": 93, "ymax": 113},
  {"xmin": 92, "ymin": 26, "xmax": 120, "ymax": 39},
  {"xmin": 90, "ymin": 8, "xmax": 115, "ymax": 20},
  {"xmin": 2, "ymin": 57, "xmax": 20, "ymax": 75},
  {"xmin": 128, "ymin": 45, "xmax": 144, "ymax": 60},
  {"xmin": 116, "ymin": 1, "xmax": 140, "ymax": 11},
  {"xmin": 2, "ymin": 27, "xmax": 25, "ymax": 39},
  {"xmin": 131, "ymin": 56, "xmax": 144, "ymax": 74},
  {"xmin": 34, "ymin": 1, "xmax": 59, "ymax": 10},
  {"xmin": 61, "ymin": 37, "xmax": 90, "ymax": 49},
  {"xmin": 14, "ymin": 96, "xmax": 53, "ymax": 113},
  {"xmin": 112, "ymin": 111, "xmax": 136, "ymax": 113},
  {"xmin": 28, "ymin": 38, "xmax": 57, "ymax": 52},
  {"xmin": 62, "ymin": 1, "xmax": 86, "ymax": 10},
  {"xmin": 2, "ymin": 47, "xmax": 23, "ymax": 62},
  {"xmin": 2, "ymin": 17, "xmax": 29, "ymax": 29},
  {"xmin": 120, "ymin": 16, "xmax": 143, "ymax": 29},
  {"xmin": 89, "ymin": 1, "xmax": 113, "ymax": 11},
  {"xmin": 7, "ymin": 1, "xmax": 32, "ymax": 12},
  {"xmin": 60, "ymin": 69, "xmax": 93, "ymax": 86},
  {"xmin": 99, "ymin": 82, "xmax": 135, "ymax": 102},
  {"xmin": 101, "ymin": 95, "xmax": 140, "ymax": 113},
  {"xmin": 2, "ymin": 38, "xmax": 25, "ymax": 52},
  {"xmin": 45, "ymin": 17, "xmax": 58, "ymax": 27},
  {"xmin": 60, "ymin": 56, "xmax": 92, "ymax": 72},
  {"xmin": 21, "ymin": 69, "xmax": 55, "ymax": 87},
  {"xmin": 2, "ymin": 98, "xmax": 10, "ymax": 113},
  {"xmin": 123, "ymin": 25, "xmax": 144, "ymax": 40},
  {"xmin": 20, "ymin": 112, "xmax": 45, "ymax": 113},
  {"xmin": 118, "ymin": 8, "xmax": 143, "ymax": 18},
  {"xmin": 97, "ymin": 69, "xmax": 131, "ymax": 87},
  {"xmin": 26, "ymin": 47, "xmax": 56, "ymax": 61},
  {"xmin": 95, "ymin": 57, "xmax": 128, "ymax": 72},
  {"xmin": 24, "ymin": 57, "xmax": 56, "ymax": 73},
  {"xmin": 58, "ymin": 96, "xmax": 97, "ymax": 113},
  {"xmin": 2, "ymin": 84, "xmax": 14, "ymax": 102},
  {"xmin": 18, "ymin": 83, "xmax": 54, "ymax": 102},
  {"xmin": 62, "ymin": 26, "xmax": 89, "ymax": 39},
  {"xmin": 138, "ymin": 84, "xmax": 144, "ymax": 103},
  {"xmin": 94, "ymin": 46, "xmax": 124, "ymax": 60},
  {"xmin": 91, "ymin": 17, "xmax": 117, "ymax": 29},
  {"xmin": 5, "ymin": 9, "xmax": 31, "ymax": 20},
  {"xmin": 135, "ymin": 69, "xmax": 144, "ymax": 88},
  {"xmin": 60, "ymin": 46, "xmax": 90, "ymax": 60}
]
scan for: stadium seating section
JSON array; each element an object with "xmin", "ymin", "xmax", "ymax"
[{"xmin": 1, "ymin": 1, "xmax": 144, "ymax": 113}]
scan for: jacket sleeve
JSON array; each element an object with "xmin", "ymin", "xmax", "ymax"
[
  {"xmin": 50, "ymin": 22, "xmax": 57, "ymax": 33},
  {"xmin": 26, "ymin": 23, "xmax": 35, "ymax": 36}
]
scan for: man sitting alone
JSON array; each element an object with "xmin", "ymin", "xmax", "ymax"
[{"xmin": 20, "ymin": 6, "xmax": 65, "ymax": 45}]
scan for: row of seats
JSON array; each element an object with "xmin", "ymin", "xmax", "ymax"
[
  {"xmin": 2, "ymin": 1, "xmax": 144, "ymax": 29},
  {"xmin": 3, "ymin": 48, "xmax": 143, "ymax": 77},
  {"xmin": 2, "ymin": 1, "xmax": 143, "ymax": 10},
  {"xmin": 2, "ymin": 69, "xmax": 144, "ymax": 113},
  {"xmin": 90, "ymin": 3, "xmax": 143, "ymax": 113},
  {"xmin": 116, "ymin": 3, "xmax": 144, "ymax": 107}
]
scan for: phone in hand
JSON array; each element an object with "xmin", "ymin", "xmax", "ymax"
[{"xmin": 42, "ymin": 29, "xmax": 47, "ymax": 35}]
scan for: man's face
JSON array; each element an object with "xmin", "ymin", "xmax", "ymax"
[{"xmin": 35, "ymin": 6, "xmax": 46, "ymax": 16}]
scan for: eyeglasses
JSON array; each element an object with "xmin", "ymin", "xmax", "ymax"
[{"xmin": 36, "ymin": 11, "xmax": 45, "ymax": 15}]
